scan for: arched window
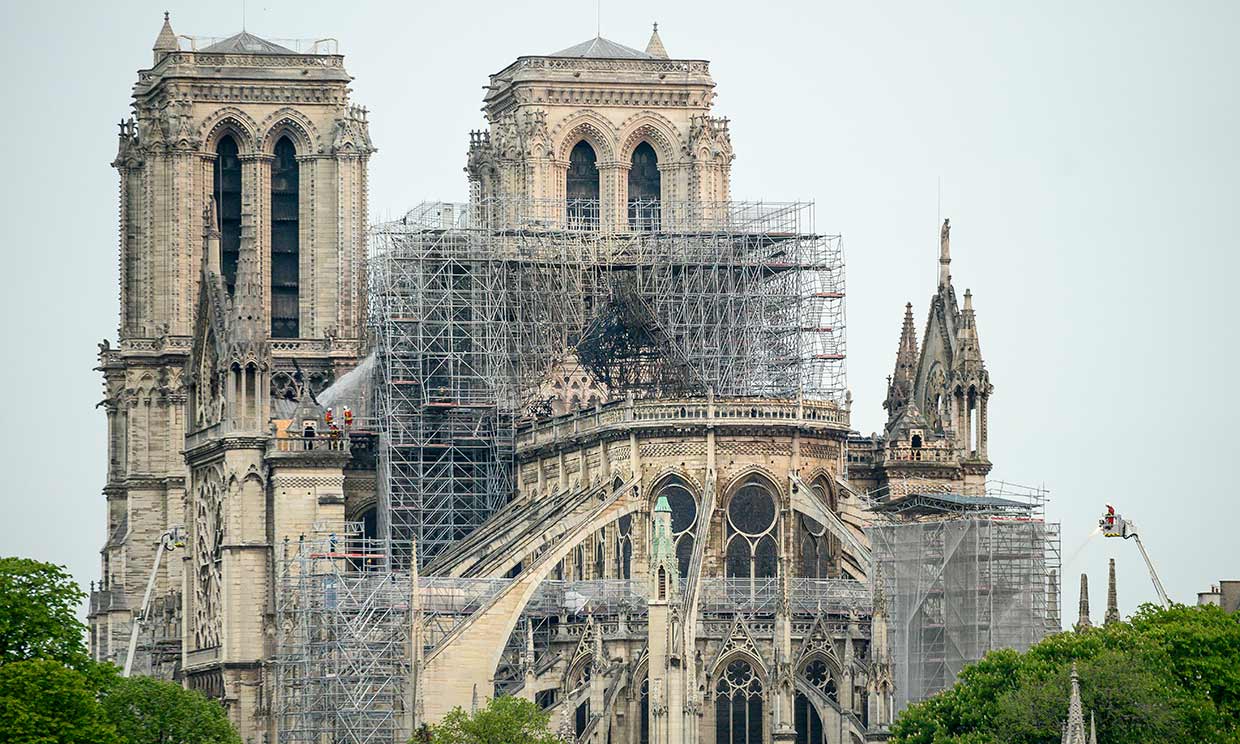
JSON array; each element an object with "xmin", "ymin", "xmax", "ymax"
[
  {"xmin": 639, "ymin": 676, "xmax": 650, "ymax": 744},
  {"xmin": 213, "ymin": 135, "xmax": 242, "ymax": 295},
  {"xmin": 799, "ymin": 514, "xmax": 831, "ymax": 579},
  {"xmin": 348, "ymin": 506, "xmax": 379, "ymax": 571},
  {"xmin": 725, "ymin": 482, "xmax": 779, "ymax": 587},
  {"xmin": 627, "ymin": 141, "xmax": 660, "ymax": 230},
  {"xmin": 967, "ymin": 386, "xmax": 978, "ymax": 454},
  {"xmin": 803, "ymin": 659, "xmax": 837, "ymax": 702},
  {"xmin": 656, "ymin": 478, "xmax": 698, "ymax": 578},
  {"xmin": 567, "ymin": 140, "xmax": 599, "ymax": 229},
  {"xmin": 715, "ymin": 659, "xmax": 763, "ymax": 744},
  {"xmin": 794, "ymin": 693, "xmax": 824, "ymax": 744},
  {"xmin": 616, "ymin": 514, "xmax": 633, "ymax": 579},
  {"xmin": 810, "ymin": 483, "xmax": 841, "ymax": 577},
  {"xmin": 271, "ymin": 136, "xmax": 300, "ymax": 338}
]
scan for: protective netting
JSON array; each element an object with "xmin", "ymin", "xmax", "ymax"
[{"xmin": 867, "ymin": 517, "xmax": 1058, "ymax": 712}]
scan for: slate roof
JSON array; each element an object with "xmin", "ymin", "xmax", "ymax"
[
  {"xmin": 550, "ymin": 36, "xmax": 652, "ymax": 60},
  {"xmin": 201, "ymin": 31, "xmax": 297, "ymax": 55}
]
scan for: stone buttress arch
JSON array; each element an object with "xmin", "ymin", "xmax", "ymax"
[{"xmin": 419, "ymin": 481, "xmax": 641, "ymax": 722}]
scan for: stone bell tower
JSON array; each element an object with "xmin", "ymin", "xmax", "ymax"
[
  {"xmin": 91, "ymin": 9, "xmax": 374, "ymax": 700},
  {"xmin": 466, "ymin": 25, "xmax": 734, "ymax": 230}
]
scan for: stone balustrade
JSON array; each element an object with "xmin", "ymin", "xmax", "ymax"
[{"xmin": 516, "ymin": 396, "xmax": 849, "ymax": 452}]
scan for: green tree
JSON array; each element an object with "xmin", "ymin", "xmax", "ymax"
[
  {"xmin": 0, "ymin": 557, "xmax": 90, "ymax": 670},
  {"xmin": 100, "ymin": 675, "xmax": 241, "ymax": 744},
  {"xmin": 427, "ymin": 695, "xmax": 563, "ymax": 744},
  {"xmin": 0, "ymin": 658, "xmax": 120, "ymax": 744},
  {"xmin": 890, "ymin": 604, "xmax": 1240, "ymax": 744}
]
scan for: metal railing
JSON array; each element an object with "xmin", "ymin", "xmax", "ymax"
[{"xmin": 698, "ymin": 578, "xmax": 871, "ymax": 614}]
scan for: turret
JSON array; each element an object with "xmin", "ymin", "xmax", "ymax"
[
  {"xmin": 152, "ymin": 12, "xmax": 177, "ymax": 64},
  {"xmin": 645, "ymin": 22, "xmax": 669, "ymax": 59},
  {"xmin": 651, "ymin": 494, "xmax": 677, "ymax": 601},
  {"xmin": 950, "ymin": 289, "xmax": 991, "ymax": 462}
]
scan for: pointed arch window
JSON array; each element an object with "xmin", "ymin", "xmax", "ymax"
[
  {"xmin": 725, "ymin": 482, "xmax": 780, "ymax": 588},
  {"xmin": 639, "ymin": 676, "xmax": 650, "ymax": 744},
  {"xmin": 714, "ymin": 659, "xmax": 763, "ymax": 744},
  {"xmin": 794, "ymin": 693, "xmax": 824, "ymax": 744},
  {"xmin": 628, "ymin": 141, "xmax": 661, "ymax": 230},
  {"xmin": 213, "ymin": 136, "xmax": 242, "ymax": 295},
  {"xmin": 567, "ymin": 140, "xmax": 599, "ymax": 229},
  {"xmin": 616, "ymin": 513, "xmax": 633, "ymax": 579},
  {"xmin": 655, "ymin": 478, "xmax": 697, "ymax": 578},
  {"xmin": 271, "ymin": 136, "xmax": 300, "ymax": 338}
]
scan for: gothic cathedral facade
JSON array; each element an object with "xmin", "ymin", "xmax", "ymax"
[{"xmin": 91, "ymin": 16, "xmax": 999, "ymax": 744}]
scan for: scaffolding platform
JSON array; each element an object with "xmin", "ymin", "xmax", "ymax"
[
  {"xmin": 371, "ymin": 198, "xmax": 846, "ymax": 569},
  {"xmin": 865, "ymin": 482, "xmax": 1061, "ymax": 713}
]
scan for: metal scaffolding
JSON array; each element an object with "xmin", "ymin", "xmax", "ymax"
[
  {"xmin": 274, "ymin": 528, "xmax": 412, "ymax": 744},
  {"xmin": 865, "ymin": 483, "xmax": 1061, "ymax": 713},
  {"xmin": 371, "ymin": 198, "xmax": 846, "ymax": 568}
]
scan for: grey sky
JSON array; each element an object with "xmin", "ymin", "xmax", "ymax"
[{"xmin": 1, "ymin": 0, "xmax": 1235, "ymax": 623}]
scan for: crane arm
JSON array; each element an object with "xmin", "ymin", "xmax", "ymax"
[
  {"xmin": 1130, "ymin": 534, "xmax": 1171, "ymax": 608},
  {"xmin": 122, "ymin": 528, "xmax": 181, "ymax": 677}
]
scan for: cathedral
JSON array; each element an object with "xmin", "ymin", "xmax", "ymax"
[{"xmin": 88, "ymin": 15, "xmax": 1020, "ymax": 744}]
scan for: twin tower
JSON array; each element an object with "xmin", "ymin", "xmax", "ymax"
[{"xmin": 93, "ymin": 15, "xmax": 740, "ymax": 739}]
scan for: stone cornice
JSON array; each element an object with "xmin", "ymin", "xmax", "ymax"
[
  {"xmin": 186, "ymin": 435, "xmax": 270, "ymax": 462},
  {"xmin": 116, "ymin": 475, "xmax": 188, "ymax": 489}
]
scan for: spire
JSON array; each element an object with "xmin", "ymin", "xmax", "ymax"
[
  {"xmin": 204, "ymin": 197, "xmax": 221, "ymax": 277},
  {"xmin": 1089, "ymin": 712, "xmax": 1098, "ymax": 744},
  {"xmin": 1076, "ymin": 573, "xmax": 1092, "ymax": 631},
  {"xmin": 645, "ymin": 22, "xmax": 669, "ymax": 59},
  {"xmin": 650, "ymin": 494, "xmax": 677, "ymax": 601},
  {"xmin": 884, "ymin": 303, "xmax": 919, "ymax": 420},
  {"xmin": 953, "ymin": 289, "xmax": 985, "ymax": 371},
  {"xmin": 1105, "ymin": 558, "xmax": 1120, "ymax": 625},
  {"xmin": 1062, "ymin": 664, "xmax": 1088, "ymax": 744},
  {"xmin": 153, "ymin": 12, "xmax": 177, "ymax": 63},
  {"xmin": 232, "ymin": 203, "xmax": 264, "ymax": 340},
  {"xmin": 939, "ymin": 218, "xmax": 951, "ymax": 288}
]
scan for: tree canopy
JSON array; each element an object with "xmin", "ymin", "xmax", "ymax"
[
  {"xmin": 424, "ymin": 695, "xmax": 564, "ymax": 744},
  {"xmin": 0, "ymin": 658, "xmax": 120, "ymax": 744},
  {"xmin": 0, "ymin": 555, "xmax": 241, "ymax": 744},
  {"xmin": 0, "ymin": 557, "xmax": 90, "ymax": 670},
  {"xmin": 101, "ymin": 675, "xmax": 241, "ymax": 744},
  {"xmin": 889, "ymin": 604, "xmax": 1240, "ymax": 744}
]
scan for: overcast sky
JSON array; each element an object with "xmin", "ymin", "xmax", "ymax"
[{"xmin": 1, "ymin": 0, "xmax": 1235, "ymax": 623}]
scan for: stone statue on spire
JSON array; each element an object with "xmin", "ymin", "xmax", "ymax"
[{"xmin": 939, "ymin": 218, "xmax": 952, "ymax": 288}]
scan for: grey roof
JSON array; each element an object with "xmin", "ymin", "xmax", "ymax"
[
  {"xmin": 550, "ymin": 36, "xmax": 651, "ymax": 60},
  {"xmin": 201, "ymin": 31, "xmax": 297, "ymax": 55},
  {"xmin": 873, "ymin": 491, "xmax": 1035, "ymax": 518}
]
